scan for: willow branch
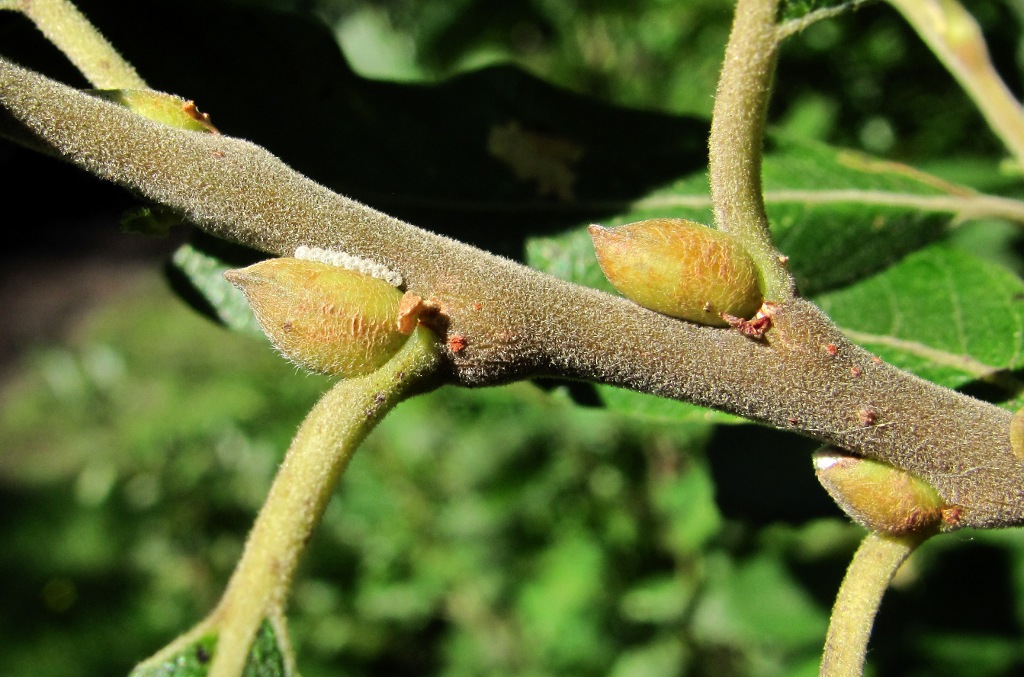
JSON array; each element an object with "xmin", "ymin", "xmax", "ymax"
[
  {"xmin": 1, "ymin": 57, "xmax": 1022, "ymax": 529},
  {"xmin": 708, "ymin": 0, "xmax": 794, "ymax": 300}
]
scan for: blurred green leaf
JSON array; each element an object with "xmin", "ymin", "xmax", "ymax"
[
  {"xmin": 243, "ymin": 619, "xmax": 290, "ymax": 677},
  {"xmin": 914, "ymin": 634, "xmax": 1024, "ymax": 677},
  {"xmin": 129, "ymin": 619, "xmax": 288, "ymax": 676},
  {"xmin": 516, "ymin": 527, "xmax": 610, "ymax": 671},
  {"xmin": 762, "ymin": 136, "xmax": 980, "ymax": 294},
  {"xmin": 120, "ymin": 206, "xmax": 184, "ymax": 238},
  {"xmin": 609, "ymin": 635, "xmax": 690, "ymax": 677},
  {"xmin": 779, "ymin": 0, "xmax": 856, "ymax": 22},
  {"xmin": 595, "ymin": 385, "xmax": 744, "ymax": 425},
  {"xmin": 692, "ymin": 551, "xmax": 828, "ymax": 653},
  {"xmin": 815, "ymin": 244, "xmax": 1024, "ymax": 406},
  {"xmin": 168, "ymin": 240, "xmax": 264, "ymax": 338},
  {"xmin": 619, "ymin": 576, "xmax": 696, "ymax": 624},
  {"xmin": 324, "ymin": 0, "xmax": 733, "ymax": 117},
  {"xmin": 652, "ymin": 457, "xmax": 723, "ymax": 555},
  {"xmin": 129, "ymin": 633, "xmax": 217, "ymax": 677}
]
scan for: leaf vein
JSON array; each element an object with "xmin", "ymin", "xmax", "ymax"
[{"xmin": 841, "ymin": 327, "xmax": 1005, "ymax": 382}]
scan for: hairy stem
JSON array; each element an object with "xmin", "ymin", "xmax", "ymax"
[
  {"xmin": 888, "ymin": 0, "xmax": 1024, "ymax": 167},
  {"xmin": 202, "ymin": 327, "xmax": 440, "ymax": 677},
  {"xmin": 1, "ymin": 58, "xmax": 1022, "ymax": 529},
  {"xmin": 821, "ymin": 532, "xmax": 926, "ymax": 677},
  {"xmin": 2, "ymin": 0, "xmax": 146, "ymax": 88},
  {"xmin": 709, "ymin": 0, "xmax": 794, "ymax": 300}
]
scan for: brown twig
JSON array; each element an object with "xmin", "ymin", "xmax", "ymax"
[{"xmin": 1, "ymin": 57, "xmax": 1022, "ymax": 528}]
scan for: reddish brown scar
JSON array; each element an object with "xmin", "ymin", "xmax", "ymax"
[
  {"xmin": 941, "ymin": 505, "xmax": 964, "ymax": 527},
  {"xmin": 824, "ymin": 343, "xmax": 838, "ymax": 356},
  {"xmin": 397, "ymin": 292, "xmax": 445, "ymax": 334},
  {"xmin": 448, "ymin": 335, "xmax": 467, "ymax": 353},
  {"xmin": 181, "ymin": 100, "xmax": 220, "ymax": 134},
  {"xmin": 721, "ymin": 301, "xmax": 777, "ymax": 341},
  {"xmin": 398, "ymin": 293, "xmax": 427, "ymax": 334},
  {"xmin": 851, "ymin": 366, "xmax": 862, "ymax": 377},
  {"xmin": 857, "ymin": 408, "xmax": 877, "ymax": 426}
]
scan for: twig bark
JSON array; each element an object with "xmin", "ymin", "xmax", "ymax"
[{"xmin": 1, "ymin": 57, "xmax": 1023, "ymax": 529}]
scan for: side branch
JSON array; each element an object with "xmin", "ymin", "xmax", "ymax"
[
  {"xmin": 709, "ymin": 0, "xmax": 794, "ymax": 300},
  {"xmin": 2, "ymin": 0, "xmax": 146, "ymax": 89},
  {"xmin": 1, "ymin": 57, "xmax": 1022, "ymax": 528},
  {"xmin": 205, "ymin": 326, "xmax": 440, "ymax": 676},
  {"xmin": 821, "ymin": 533, "xmax": 925, "ymax": 677}
]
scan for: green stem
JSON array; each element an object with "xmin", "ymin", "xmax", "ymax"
[
  {"xmin": 708, "ymin": 0, "xmax": 795, "ymax": 301},
  {"xmin": 203, "ymin": 326, "xmax": 441, "ymax": 677},
  {"xmin": 820, "ymin": 532, "xmax": 927, "ymax": 677},
  {"xmin": 888, "ymin": 0, "xmax": 1024, "ymax": 168},
  {"xmin": 4, "ymin": 0, "xmax": 146, "ymax": 88}
]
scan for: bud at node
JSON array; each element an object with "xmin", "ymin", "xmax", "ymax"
[
  {"xmin": 589, "ymin": 218, "xmax": 762, "ymax": 326},
  {"xmin": 813, "ymin": 448, "xmax": 949, "ymax": 535},
  {"xmin": 225, "ymin": 258, "xmax": 409, "ymax": 377},
  {"xmin": 92, "ymin": 89, "xmax": 218, "ymax": 133}
]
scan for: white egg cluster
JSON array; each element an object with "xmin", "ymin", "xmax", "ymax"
[{"xmin": 295, "ymin": 245, "xmax": 403, "ymax": 288}]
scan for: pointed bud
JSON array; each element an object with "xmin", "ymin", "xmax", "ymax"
[
  {"xmin": 589, "ymin": 218, "xmax": 762, "ymax": 326},
  {"xmin": 225, "ymin": 258, "xmax": 409, "ymax": 377},
  {"xmin": 813, "ymin": 448, "xmax": 949, "ymax": 534},
  {"xmin": 90, "ymin": 89, "xmax": 218, "ymax": 133}
]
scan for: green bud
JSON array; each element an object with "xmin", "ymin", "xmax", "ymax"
[
  {"xmin": 813, "ymin": 448, "xmax": 949, "ymax": 535},
  {"xmin": 90, "ymin": 89, "xmax": 218, "ymax": 133},
  {"xmin": 589, "ymin": 218, "xmax": 762, "ymax": 326},
  {"xmin": 225, "ymin": 258, "xmax": 410, "ymax": 377}
]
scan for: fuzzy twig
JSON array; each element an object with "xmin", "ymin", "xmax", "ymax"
[
  {"xmin": 1, "ymin": 0, "xmax": 146, "ymax": 88},
  {"xmin": 2, "ymin": 58, "xmax": 1021, "ymax": 529},
  {"xmin": 708, "ymin": 0, "xmax": 794, "ymax": 300},
  {"xmin": 821, "ymin": 532, "xmax": 926, "ymax": 677}
]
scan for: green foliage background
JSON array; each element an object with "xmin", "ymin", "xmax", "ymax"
[{"xmin": 3, "ymin": 0, "xmax": 1024, "ymax": 675}]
